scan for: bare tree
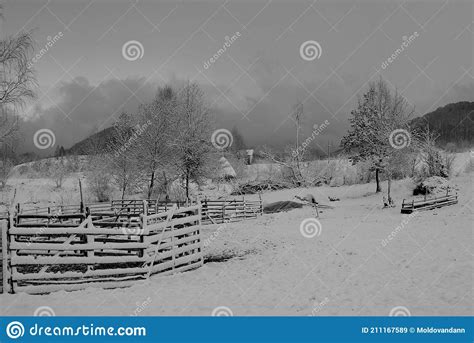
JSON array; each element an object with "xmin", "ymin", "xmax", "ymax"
[
  {"xmin": 48, "ymin": 156, "xmax": 72, "ymax": 188},
  {"xmin": 170, "ymin": 82, "xmax": 213, "ymax": 200},
  {"xmin": 85, "ymin": 153, "xmax": 113, "ymax": 202},
  {"xmin": 260, "ymin": 145, "xmax": 305, "ymax": 186},
  {"xmin": 1, "ymin": 30, "xmax": 36, "ymax": 142},
  {"xmin": 0, "ymin": 153, "xmax": 13, "ymax": 188},
  {"xmin": 83, "ymin": 128, "xmax": 113, "ymax": 202},
  {"xmin": 291, "ymin": 101, "xmax": 304, "ymax": 171},
  {"xmin": 0, "ymin": 127, "xmax": 17, "ymax": 188},
  {"xmin": 108, "ymin": 112, "xmax": 142, "ymax": 199},
  {"xmin": 0, "ymin": 15, "xmax": 36, "ymax": 188},
  {"xmin": 136, "ymin": 86, "xmax": 176, "ymax": 199}
]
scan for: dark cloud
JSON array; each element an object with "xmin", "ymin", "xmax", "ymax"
[
  {"xmin": 19, "ymin": 71, "xmax": 474, "ymax": 156},
  {"xmin": 450, "ymin": 83, "xmax": 474, "ymax": 103},
  {"xmin": 19, "ymin": 76, "xmax": 157, "ymax": 154}
]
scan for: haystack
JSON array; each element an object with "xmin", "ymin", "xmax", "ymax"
[{"xmin": 219, "ymin": 156, "xmax": 237, "ymax": 179}]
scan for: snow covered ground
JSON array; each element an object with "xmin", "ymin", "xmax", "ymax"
[{"xmin": 1, "ymin": 169, "xmax": 472, "ymax": 316}]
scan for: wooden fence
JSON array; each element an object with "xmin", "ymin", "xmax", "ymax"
[
  {"xmin": 201, "ymin": 196, "xmax": 263, "ymax": 225},
  {"xmin": 1, "ymin": 195, "xmax": 263, "ymax": 294},
  {"xmin": 401, "ymin": 192, "xmax": 458, "ymax": 214},
  {"xmin": 12, "ymin": 196, "xmax": 263, "ymax": 227},
  {"xmin": 1, "ymin": 220, "xmax": 6, "ymax": 294},
  {"xmin": 15, "ymin": 200, "xmax": 194, "ymax": 217},
  {"xmin": 1, "ymin": 203, "xmax": 202, "ymax": 294}
]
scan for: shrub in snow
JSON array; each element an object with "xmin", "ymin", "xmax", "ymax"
[{"xmin": 413, "ymin": 176, "xmax": 457, "ymax": 196}]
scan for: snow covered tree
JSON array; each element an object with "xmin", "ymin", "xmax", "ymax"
[
  {"xmin": 1, "ymin": 30, "xmax": 36, "ymax": 143},
  {"xmin": 109, "ymin": 112, "xmax": 142, "ymax": 199},
  {"xmin": 136, "ymin": 86, "xmax": 177, "ymax": 199},
  {"xmin": 170, "ymin": 82, "xmax": 213, "ymax": 200},
  {"xmin": 341, "ymin": 79, "xmax": 415, "ymax": 203}
]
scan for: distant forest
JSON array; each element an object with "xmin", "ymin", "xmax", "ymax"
[{"xmin": 410, "ymin": 101, "xmax": 474, "ymax": 149}]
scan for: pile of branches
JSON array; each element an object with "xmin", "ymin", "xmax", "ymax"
[{"xmin": 231, "ymin": 179, "xmax": 292, "ymax": 195}]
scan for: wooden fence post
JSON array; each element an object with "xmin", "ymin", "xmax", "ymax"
[
  {"xmin": 170, "ymin": 215, "xmax": 175, "ymax": 272},
  {"xmin": 86, "ymin": 217, "xmax": 94, "ymax": 259},
  {"xmin": 197, "ymin": 200, "xmax": 203, "ymax": 266},
  {"xmin": 141, "ymin": 210, "xmax": 148, "ymax": 235},
  {"xmin": 2, "ymin": 220, "xmax": 11, "ymax": 294},
  {"xmin": 222, "ymin": 202, "xmax": 226, "ymax": 224}
]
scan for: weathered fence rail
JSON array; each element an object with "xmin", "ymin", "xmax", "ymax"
[
  {"xmin": 201, "ymin": 196, "xmax": 263, "ymax": 225},
  {"xmin": 401, "ymin": 192, "xmax": 458, "ymax": 214},
  {"xmin": 15, "ymin": 200, "xmax": 191, "ymax": 217},
  {"xmin": 13, "ymin": 196, "xmax": 263, "ymax": 227},
  {"xmin": 1, "ymin": 203, "xmax": 202, "ymax": 294}
]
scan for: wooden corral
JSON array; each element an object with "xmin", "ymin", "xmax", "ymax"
[
  {"xmin": 12, "ymin": 196, "xmax": 263, "ymax": 227},
  {"xmin": 1, "ymin": 203, "xmax": 203, "ymax": 294},
  {"xmin": 1, "ymin": 196, "xmax": 263, "ymax": 294}
]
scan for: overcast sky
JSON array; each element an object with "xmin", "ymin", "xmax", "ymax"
[{"xmin": 1, "ymin": 0, "xmax": 473, "ymax": 154}]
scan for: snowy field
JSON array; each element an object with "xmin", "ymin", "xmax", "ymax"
[{"xmin": 1, "ymin": 168, "xmax": 472, "ymax": 316}]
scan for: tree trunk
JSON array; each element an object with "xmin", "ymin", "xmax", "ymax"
[
  {"xmin": 185, "ymin": 172, "xmax": 189, "ymax": 200},
  {"xmin": 148, "ymin": 171, "xmax": 155, "ymax": 200},
  {"xmin": 387, "ymin": 175, "xmax": 392, "ymax": 205},
  {"xmin": 162, "ymin": 171, "xmax": 168, "ymax": 200},
  {"xmin": 375, "ymin": 168, "xmax": 381, "ymax": 192}
]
